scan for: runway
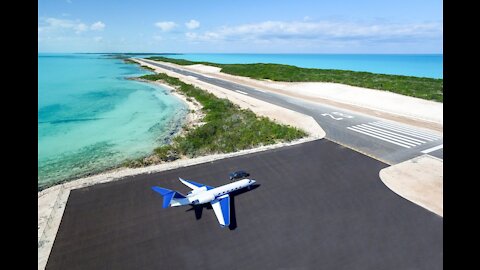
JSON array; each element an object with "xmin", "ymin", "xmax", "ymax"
[
  {"xmin": 140, "ymin": 59, "xmax": 443, "ymax": 164},
  {"xmin": 46, "ymin": 140, "xmax": 442, "ymax": 270}
]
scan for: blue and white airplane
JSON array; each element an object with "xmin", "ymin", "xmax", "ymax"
[{"xmin": 152, "ymin": 177, "xmax": 256, "ymax": 227}]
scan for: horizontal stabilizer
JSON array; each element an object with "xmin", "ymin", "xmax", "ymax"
[
  {"xmin": 152, "ymin": 186, "xmax": 186, "ymax": 208},
  {"xmin": 152, "ymin": 186, "xmax": 173, "ymax": 196}
]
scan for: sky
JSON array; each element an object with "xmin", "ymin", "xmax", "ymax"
[{"xmin": 38, "ymin": 0, "xmax": 443, "ymax": 53}]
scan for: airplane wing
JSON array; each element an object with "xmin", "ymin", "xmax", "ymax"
[
  {"xmin": 179, "ymin": 177, "xmax": 214, "ymax": 190},
  {"xmin": 211, "ymin": 194, "xmax": 230, "ymax": 227}
]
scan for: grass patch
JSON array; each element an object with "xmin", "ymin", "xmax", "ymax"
[
  {"xmin": 124, "ymin": 71, "xmax": 306, "ymax": 167},
  {"xmin": 147, "ymin": 56, "xmax": 443, "ymax": 102},
  {"xmin": 123, "ymin": 58, "xmax": 138, "ymax": 64},
  {"xmin": 140, "ymin": 65, "xmax": 155, "ymax": 71}
]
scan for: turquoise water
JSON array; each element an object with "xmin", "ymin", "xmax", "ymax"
[
  {"xmin": 38, "ymin": 53, "xmax": 187, "ymax": 189},
  {"xmin": 154, "ymin": 54, "xmax": 443, "ymax": 79}
]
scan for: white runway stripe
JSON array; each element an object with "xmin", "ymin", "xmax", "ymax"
[
  {"xmin": 351, "ymin": 126, "xmax": 417, "ymax": 147},
  {"xmin": 421, "ymin": 144, "xmax": 443, "ymax": 154},
  {"xmin": 374, "ymin": 121, "xmax": 441, "ymax": 137},
  {"xmin": 371, "ymin": 122, "xmax": 440, "ymax": 140},
  {"xmin": 348, "ymin": 121, "xmax": 442, "ymax": 149},
  {"xmin": 358, "ymin": 124, "xmax": 425, "ymax": 144},
  {"xmin": 371, "ymin": 123, "xmax": 437, "ymax": 142},
  {"xmin": 371, "ymin": 121, "xmax": 440, "ymax": 139},
  {"xmin": 235, "ymin": 90, "xmax": 249, "ymax": 95},
  {"xmin": 347, "ymin": 127, "xmax": 412, "ymax": 148}
]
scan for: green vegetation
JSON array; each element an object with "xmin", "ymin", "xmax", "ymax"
[
  {"xmin": 147, "ymin": 56, "xmax": 211, "ymax": 66},
  {"xmin": 123, "ymin": 59, "xmax": 155, "ymax": 71},
  {"xmin": 123, "ymin": 72, "xmax": 306, "ymax": 167},
  {"xmin": 123, "ymin": 58, "xmax": 138, "ymax": 64},
  {"xmin": 153, "ymin": 145, "xmax": 179, "ymax": 162},
  {"xmin": 147, "ymin": 56, "xmax": 443, "ymax": 102},
  {"xmin": 140, "ymin": 65, "xmax": 155, "ymax": 71}
]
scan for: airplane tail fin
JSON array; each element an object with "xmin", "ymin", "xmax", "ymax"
[{"xmin": 151, "ymin": 186, "xmax": 186, "ymax": 208}]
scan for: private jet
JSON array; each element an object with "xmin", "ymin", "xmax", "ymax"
[{"xmin": 152, "ymin": 177, "xmax": 256, "ymax": 228}]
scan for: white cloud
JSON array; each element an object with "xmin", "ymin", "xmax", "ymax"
[
  {"xmin": 90, "ymin": 21, "xmax": 105, "ymax": 31},
  {"xmin": 45, "ymin": 18, "xmax": 75, "ymax": 29},
  {"xmin": 154, "ymin": 21, "xmax": 177, "ymax": 31},
  {"xmin": 185, "ymin": 19, "xmax": 200, "ymax": 30},
  {"xmin": 185, "ymin": 20, "xmax": 443, "ymax": 43},
  {"xmin": 153, "ymin": 35, "xmax": 163, "ymax": 41},
  {"xmin": 93, "ymin": 36, "xmax": 103, "ymax": 42},
  {"xmin": 39, "ymin": 17, "xmax": 107, "ymax": 40}
]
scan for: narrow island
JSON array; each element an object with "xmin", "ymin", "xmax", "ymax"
[
  {"xmin": 146, "ymin": 56, "xmax": 443, "ymax": 102},
  {"xmin": 122, "ymin": 58, "xmax": 307, "ymax": 168}
]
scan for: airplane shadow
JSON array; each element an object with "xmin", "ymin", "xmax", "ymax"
[
  {"xmin": 185, "ymin": 183, "xmax": 261, "ymax": 231},
  {"xmin": 186, "ymin": 203, "xmax": 211, "ymax": 220}
]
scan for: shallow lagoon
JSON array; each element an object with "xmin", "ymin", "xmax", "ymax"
[{"xmin": 38, "ymin": 53, "xmax": 187, "ymax": 189}]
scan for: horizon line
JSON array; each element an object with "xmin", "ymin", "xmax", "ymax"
[{"xmin": 38, "ymin": 52, "xmax": 444, "ymax": 55}]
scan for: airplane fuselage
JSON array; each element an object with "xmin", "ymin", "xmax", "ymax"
[
  {"xmin": 170, "ymin": 179, "xmax": 255, "ymax": 206},
  {"xmin": 152, "ymin": 177, "xmax": 256, "ymax": 227}
]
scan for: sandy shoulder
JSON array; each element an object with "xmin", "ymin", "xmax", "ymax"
[
  {"xmin": 186, "ymin": 64, "xmax": 221, "ymax": 73},
  {"xmin": 379, "ymin": 155, "xmax": 443, "ymax": 216}
]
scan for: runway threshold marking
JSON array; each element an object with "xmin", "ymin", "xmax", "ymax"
[
  {"xmin": 347, "ymin": 127, "xmax": 413, "ymax": 148},
  {"xmin": 235, "ymin": 90, "xmax": 249, "ymax": 95},
  {"xmin": 347, "ymin": 121, "xmax": 441, "ymax": 149},
  {"xmin": 421, "ymin": 144, "xmax": 443, "ymax": 154}
]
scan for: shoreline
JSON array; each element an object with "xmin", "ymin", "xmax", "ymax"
[
  {"xmin": 128, "ymin": 62, "xmax": 205, "ymax": 140},
  {"xmin": 132, "ymin": 77, "xmax": 205, "ymax": 137},
  {"xmin": 122, "ymin": 78, "xmax": 206, "ymax": 166}
]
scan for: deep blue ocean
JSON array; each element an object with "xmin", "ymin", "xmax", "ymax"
[
  {"xmin": 149, "ymin": 54, "xmax": 442, "ymax": 79},
  {"xmin": 38, "ymin": 53, "xmax": 187, "ymax": 189}
]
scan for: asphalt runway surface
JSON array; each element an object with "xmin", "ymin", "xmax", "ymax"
[{"xmin": 46, "ymin": 140, "xmax": 442, "ymax": 270}]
